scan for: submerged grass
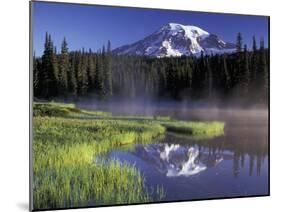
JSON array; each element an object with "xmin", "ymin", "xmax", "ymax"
[
  {"xmin": 160, "ymin": 121, "xmax": 225, "ymax": 137},
  {"xmin": 33, "ymin": 102, "xmax": 224, "ymax": 210}
]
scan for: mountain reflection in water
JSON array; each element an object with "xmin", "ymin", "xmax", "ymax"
[
  {"xmin": 96, "ymin": 109, "xmax": 268, "ymax": 200},
  {"xmin": 133, "ymin": 143, "xmax": 229, "ymax": 177}
]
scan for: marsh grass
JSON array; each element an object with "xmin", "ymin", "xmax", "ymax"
[
  {"xmin": 33, "ymin": 106, "xmax": 165, "ymax": 210},
  {"xmin": 33, "ymin": 102, "xmax": 224, "ymax": 210}
]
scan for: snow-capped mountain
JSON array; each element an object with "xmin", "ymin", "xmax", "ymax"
[{"xmin": 113, "ymin": 23, "xmax": 236, "ymax": 57}]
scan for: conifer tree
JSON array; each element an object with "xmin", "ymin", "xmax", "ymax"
[
  {"xmin": 250, "ymin": 36, "xmax": 258, "ymax": 98},
  {"xmin": 235, "ymin": 32, "xmax": 244, "ymax": 88},
  {"xmin": 33, "ymin": 52, "xmax": 39, "ymax": 98},
  {"xmin": 74, "ymin": 49, "xmax": 88, "ymax": 95},
  {"xmin": 206, "ymin": 57, "xmax": 213, "ymax": 98},
  {"xmin": 104, "ymin": 41, "xmax": 113, "ymax": 97},
  {"xmin": 236, "ymin": 32, "xmax": 243, "ymax": 53},
  {"xmin": 252, "ymin": 36, "xmax": 257, "ymax": 52},
  {"xmin": 40, "ymin": 32, "xmax": 58, "ymax": 98},
  {"xmin": 95, "ymin": 52, "xmax": 105, "ymax": 98},
  {"xmin": 240, "ymin": 45, "xmax": 250, "ymax": 98},
  {"xmin": 87, "ymin": 49, "xmax": 96, "ymax": 92},
  {"xmin": 258, "ymin": 38, "xmax": 268, "ymax": 103},
  {"xmin": 222, "ymin": 54, "xmax": 231, "ymax": 92},
  {"xmin": 58, "ymin": 37, "xmax": 69, "ymax": 96},
  {"xmin": 68, "ymin": 52, "xmax": 77, "ymax": 97}
]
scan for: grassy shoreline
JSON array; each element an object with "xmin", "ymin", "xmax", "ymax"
[{"xmin": 33, "ymin": 102, "xmax": 224, "ymax": 210}]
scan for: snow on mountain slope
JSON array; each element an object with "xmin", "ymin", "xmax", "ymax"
[{"xmin": 113, "ymin": 23, "xmax": 236, "ymax": 57}]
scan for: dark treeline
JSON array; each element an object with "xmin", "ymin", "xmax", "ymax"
[{"xmin": 33, "ymin": 32, "xmax": 269, "ymax": 106}]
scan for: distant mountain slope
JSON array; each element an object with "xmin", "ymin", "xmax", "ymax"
[{"xmin": 113, "ymin": 23, "xmax": 236, "ymax": 57}]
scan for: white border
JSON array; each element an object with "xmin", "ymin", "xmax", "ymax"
[{"xmin": 1, "ymin": 0, "xmax": 280, "ymax": 212}]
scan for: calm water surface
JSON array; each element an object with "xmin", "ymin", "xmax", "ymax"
[{"xmin": 98, "ymin": 108, "xmax": 269, "ymax": 201}]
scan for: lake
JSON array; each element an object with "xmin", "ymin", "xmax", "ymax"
[{"xmin": 97, "ymin": 107, "xmax": 269, "ymax": 202}]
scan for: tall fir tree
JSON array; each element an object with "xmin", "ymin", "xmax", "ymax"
[
  {"xmin": 250, "ymin": 36, "xmax": 258, "ymax": 99},
  {"xmin": 235, "ymin": 32, "xmax": 244, "ymax": 88},
  {"xmin": 68, "ymin": 52, "xmax": 77, "ymax": 97},
  {"xmin": 252, "ymin": 36, "xmax": 257, "ymax": 52},
  {"xmin": 58, "ymin": 37, "xmax": 69, "ymax": 97},
  {"xmin": 74, "ymin": 49, "xmax": 88, "ymax": 95},
  {"xmin": 104, "ymin": 41, "xmax": 113, "ymax": 97},
  {"xmin": 95, "ymin": 51, "xmax": 105, "ymax": 98},
  {"xmin": 87, "ymin": 49, "xmax": 96, "ymax": 92},
  {"xmin": 258, "ymin": 37, "xmax": 268, "ymax": 103},
  {"xmin": 240, "ymin": 44, "xmax": 250, "ymax": 98},
  {"xmin": 33, "ymin": 52, "xmax": 39, "ymax": 98},
  {"xmin": 206, "ymin": 57, "xmax": 213, "ymax": 99},
  {"xmin": 236, "ymin": 32, "xmax": 243, "ymax": 53},
  {"xmin": 222, "ymin": 54, "xmax": 231, "ymax": 94},
  {"xmin": 39, "ymin": 32, "xmax": 58, "ymax": 98}
]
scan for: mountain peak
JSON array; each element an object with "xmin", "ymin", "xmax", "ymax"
[
  {"xmin": 164, "ymin": 23, "xmax": 209, "ymax": 35},
  {"xmin": 113, "ymin": 23, "xmax": 235, "ymax": 57}
]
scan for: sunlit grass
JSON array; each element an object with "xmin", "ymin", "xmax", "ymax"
[
  {"xmin": 32, "ymin": 102, "xmax": 225, "ymax": 210},
  {"xmin": 33, "ymin": 106, "xmax": 165, "ymax": 210}
]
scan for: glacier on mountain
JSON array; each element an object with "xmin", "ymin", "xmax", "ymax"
[{"xmin": 113, "ymin": 23, "xmax": 236, "ymax": 57}]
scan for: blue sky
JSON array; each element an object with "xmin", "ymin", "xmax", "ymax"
[{"xmin": 32, "ymin": 2, "xmax": 269, "ymax": 56}]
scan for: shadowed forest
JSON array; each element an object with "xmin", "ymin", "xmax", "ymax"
[{"xmin": 33, "ymin": 32, "xmax": 268, "ymax": 106}]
